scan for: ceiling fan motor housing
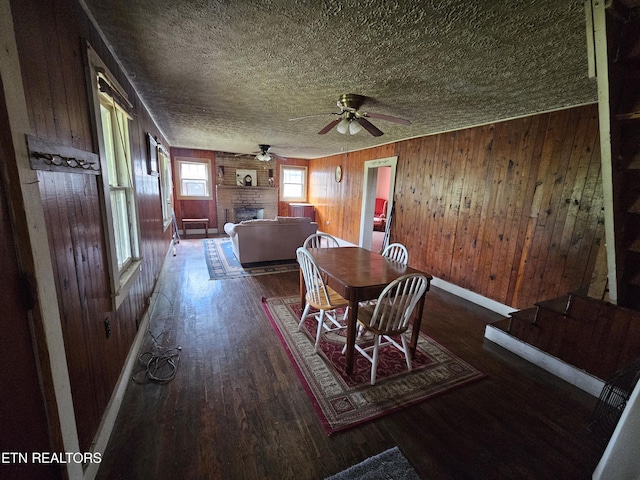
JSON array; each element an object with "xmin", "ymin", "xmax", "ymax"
[{"xmin": 337, "ymin": 94, "xmax": 365, "ymax": 111}]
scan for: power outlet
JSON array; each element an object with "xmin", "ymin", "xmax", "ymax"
[{"xmin": 104, "ymin": 316, "xmax": 112, "ymax": 339}]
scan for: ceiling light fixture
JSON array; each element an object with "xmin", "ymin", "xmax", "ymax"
[
  {"xmin": 349, "ymin": 119, "xmax": 362, "ymax": 135},
  {"xmin": 336, "ymin": 115, "xmax": 363, "ymax": 136},
  {"xmin": 255, "ymin": 152, "xmax": 271, "ymax": 162},
  {"xmin": 255, "ymin": 144, "xmax": 272, "ymax": 162},
  {"xmin": 336, "ymin": 118, "xmax": 351, "ymax": 135}
]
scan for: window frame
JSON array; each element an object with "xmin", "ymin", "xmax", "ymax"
[
  {"xmin": 175, "ymin": 157, "xmax": 214, "ymax": 201},
  {"xmin": 87, "ymin": 43, "xmax": 142, "ymax": 310},
  {"xmin": 279, "ymin": 165, "xmax": 308, "ymax": 202},
  {"xmin": 158, "ymin": 145, "xmax": 173, "ymax": 230}
]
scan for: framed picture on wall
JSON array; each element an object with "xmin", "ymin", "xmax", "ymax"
[
  {"xmin": 146, "ymin": 133, "xmax": 159, "ymax": 176},
  {"xmin": 236, "ymin": 168, "xmax": 257, "ymax": 186}
]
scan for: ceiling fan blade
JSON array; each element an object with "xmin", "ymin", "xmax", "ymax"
[
  {"xmin": 356, "ymin": 117, "xmax": 384, "ymax": 137},
  {"xmin": 318, "ymin": 119, "xmax": 341, "ymax": 135},
  {"xmin": 289, "ymin": 112, "xmax": 339, "ymax": 121},
  {"xmin": 362, "ymin": 112, "xmax": 411, "ymax": 125}
]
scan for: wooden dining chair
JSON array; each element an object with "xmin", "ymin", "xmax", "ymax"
[
  {"xmin": 382, "ymin": 243, "xmax": 409, "ymax": 266},
  {"xmin": 361, "ymin": 243, "xmax": 409, "ymax": 311},
  {"xmin": 296, "ymin": 247, "xmax": 349, "ymax": 352},
  {"xmin": 346, "ymin": 273, "xmax": 429, "ymax": 385},
  {"xmin": 303, "ymin": 232, "xmax": 340, "ymax": 249}
]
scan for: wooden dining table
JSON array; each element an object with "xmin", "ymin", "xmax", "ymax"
[{"xmin": 302, "ymin": 246, "xmax": 432, "ymax": 375}]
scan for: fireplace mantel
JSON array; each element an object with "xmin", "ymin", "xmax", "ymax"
[
  {"xmin": 216, "ymin": 186, "xmax": 277, "ymax": 191},
  {"xmin": 215, "ymin": 185, "xmax": 278, "ymax": 230}
]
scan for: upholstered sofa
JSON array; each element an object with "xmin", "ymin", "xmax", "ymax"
[{"xmin": 223, "ymin": 216, "xmax": 318, "ymax": 265}]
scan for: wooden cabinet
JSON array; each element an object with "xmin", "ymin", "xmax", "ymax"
[{"xmin": 289, "ymin": 203, "xmax": 315, "ymax": 221}]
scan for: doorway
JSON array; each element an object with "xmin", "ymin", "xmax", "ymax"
[{"xmin": 359, "ymin": 156, "xmax": 398, "ymax": 250}]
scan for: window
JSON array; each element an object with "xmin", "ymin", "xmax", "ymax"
[
  {"xmin": 176, "ymin": 157, "xmax": 213, "ymax": 200},
  {"xmin": 99, "ymin": 100, "xmax": 138, "ymax": 270},
  {"xmin": 88, "ymin": 44, "xmax": 141, "ymax": 309},
  {"xmin": 280, "ymin": 165, "xmax": 308, "ymax": 202}
]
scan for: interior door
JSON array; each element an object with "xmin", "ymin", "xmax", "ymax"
[{"xmin": 359, "ymin": 156, "xmax": 398, "ymax": 250}]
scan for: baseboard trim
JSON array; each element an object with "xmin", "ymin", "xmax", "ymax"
[
  {"xmin": 180, "ymin": 227, "xmax": 218, "ymax": 237},
  {"xmin": 430, "ymin": 278, "xmax": 516, "ymax": 317},
  {"xmin": 84, "ymin": 242, "xmax": 174, "ymax": 480},
  {"xmin": 484, "ymin": 324, "xmax": 604, "ymax": 397}
]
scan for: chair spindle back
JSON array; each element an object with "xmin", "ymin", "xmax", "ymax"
[
  {"xmin": 382, "ymin": 243, "xmax": 409, "ymax": 266},
  {"xmin": 304, "ymin": 233, "xmax": 339, "ymax": 249},
  {"xmin": 297, "ymin": 247, "xmax": 331, "ymax": 306},
  {"xmin": 369, "ymin": 274, "xmax": 429, "ymax": 334}
]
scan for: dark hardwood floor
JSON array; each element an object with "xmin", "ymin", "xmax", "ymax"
[{"xmin": 96, "ymin": 239, "xmax": 606, "ymax": 479}]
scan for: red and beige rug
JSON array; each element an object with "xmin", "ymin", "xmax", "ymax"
[{"xmin": 261, "ymin": 295, "xmax": 486, "ymax": 434}]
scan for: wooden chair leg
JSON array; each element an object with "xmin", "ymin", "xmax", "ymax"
[
  {"xmin": 314, "ymin": 310, "xmax": 326, "ymax": 352},
  {"xmin": 400, "ymin": 335, "xmax": 412, "ymax": 372},
  {"xmin": 370, "ymin": 335, "xmax": 381, "ymax": 385},
  {"xmin": 298, "ymin": 303, "xmax": 311, "ymax": 331}
]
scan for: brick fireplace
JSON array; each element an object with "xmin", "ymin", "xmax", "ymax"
[{"xmin": 216, "ymin": 185, "xmax": 278, "ymax": 231}]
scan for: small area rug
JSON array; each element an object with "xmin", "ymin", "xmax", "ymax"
[
  {"xmin": 261, "ymin": 295, "xmax": 485, "ymax": 434},
  {"xmin": 325, "ymin": 447, "xmax": 420, "ymax": 480},
  {"xmin": 203, "ymin": 237, "xmax": 299, "ymax": 280}
]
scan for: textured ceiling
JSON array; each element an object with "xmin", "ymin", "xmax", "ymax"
[{"xmin": 81, "ymin": 0, "xmax": 598, "ymax": 159}]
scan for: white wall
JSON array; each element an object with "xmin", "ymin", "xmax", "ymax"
[
  {"xmin": 375, "ymin": 166, "xmax": 391, "ymax": 200},
  {"xmin": 593, "ymin": 380, "xmax": 640, "ymax": 480}
]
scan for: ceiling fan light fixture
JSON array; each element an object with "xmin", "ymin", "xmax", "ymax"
[
  {"xmin": 336, "ymin": 118, "xmax": 351, "ymax": 135},
  {"xmin": 349, "ymin": 119, "xmax": 362, "ymax": 135},
  {"xmin": 255, "ymin": 152, "xmax": 271, "ymax": 162},
  {"xmin": 255, "ymin": 144, "xmax": 272, "ymax": 162},
  {"xmin": 313, "ymin": 94, "xmax": 410, "ymax": 137}
]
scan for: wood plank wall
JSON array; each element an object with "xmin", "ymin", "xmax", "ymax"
[
  {"xmin": 308, "ymin": 105, "xmax": 604, "ymax": 310},
  {"xmin": 10, "ymin": 0, "xmax": 171, "ymax": 451}
]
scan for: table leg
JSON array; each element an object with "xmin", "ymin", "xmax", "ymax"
[
  {"xmin": 410, "ymin": 292, "xmax": 427, "ymax": 359},
  {"xmin": 345, "ymin": 298, "xmax": 358, "ymax": 375}
]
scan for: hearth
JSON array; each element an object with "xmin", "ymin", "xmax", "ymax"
[{"xmin": 234, "ymin": 207, "xmax": 264, "ymax": 222}]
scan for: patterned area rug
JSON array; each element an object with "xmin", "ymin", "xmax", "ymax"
[
  {"xmin": 261, "ymin": 295, "xmax": 486, "ymax": 434},
  {"xmin": 325, "ymin": 447, "xmax": 420, "ymax": 480},
  {"xmin": 203, "ymin": 237, "xmax": 299, "ymax": 279}
]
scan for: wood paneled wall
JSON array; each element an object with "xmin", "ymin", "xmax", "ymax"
[
  {"xmin": 309, "ymin": 105, "xmax": 604, "ymax": 309},
  {"xmin": 10, "ymin": 0, "xmax": 171, "ymax": 451}
]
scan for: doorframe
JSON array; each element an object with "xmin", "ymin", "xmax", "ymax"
[{"xmin": 359, "ymin": 156, "xmax": 398, "ymax": 249}]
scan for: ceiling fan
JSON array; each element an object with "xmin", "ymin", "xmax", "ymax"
[
  {"xmin": 253, "ymin": 144, "xmax": 281, "ymax": 162},
  {"xmin": 290, "ymin": 94, "xmax": 411, "ymax": 137}
]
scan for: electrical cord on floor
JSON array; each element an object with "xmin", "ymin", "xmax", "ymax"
[
  {"xmin": 133, "ymin": 346, "xmax": 181, "ymax": 384},
  {"xmin": 131, "ymin": 291, "xmax": 182, "ymax": 384}
]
